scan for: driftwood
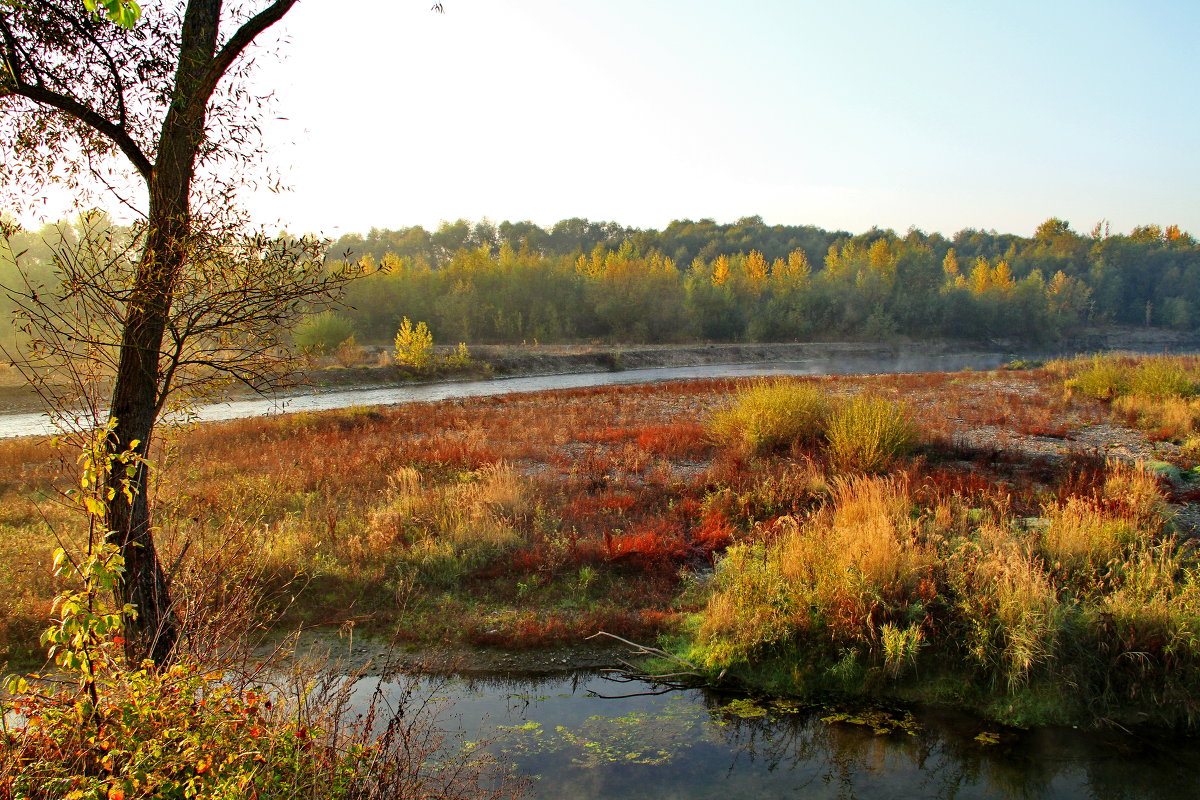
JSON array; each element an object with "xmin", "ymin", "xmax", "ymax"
[{"xmin": 585, "ymin": 631, "xmax": 708, "ymax": 697}]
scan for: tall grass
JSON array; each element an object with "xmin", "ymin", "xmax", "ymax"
[
  {"xmin": 707, "ymin": 378, "xmax": 829, "ymax": 454},
  {"xmin": 824, "ymin": 395, "xmax": 915, "ymax": 472},
  {"xmin": 696, "ymin": 476, "xmax": 932, "ymax": 668},
  {"xmin": 687, "ymin": 455, "xmax": 1200, "ymax": 726}
]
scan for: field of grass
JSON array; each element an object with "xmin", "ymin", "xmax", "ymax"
[{"xmin": 4, "ymin": 354, "xmax": 1200, "ymax": 729}]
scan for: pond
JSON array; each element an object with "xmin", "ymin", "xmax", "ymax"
[
  {"xmin": 357, "ymin": 670, "xmax": 1198, "ymax": 800},
  {"xmin": 0, "ymin": 351, "xmax": 1012, "ymax": 439}
]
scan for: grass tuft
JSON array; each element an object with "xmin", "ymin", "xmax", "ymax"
[
  {"xmin": 707, "ymin": 378, "xmax": 829, "ymax": 454},
  {"xmin": 825, "ymin": 394, "xmax": 915, "ymax": 472}
]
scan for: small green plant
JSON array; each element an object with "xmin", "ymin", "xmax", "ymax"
[
  {"xmin": 707, "ymin": 379, "xmax": 829, "ymax": 454},
  {"xmin": 443, "ymin": 342, "xmax": 472, "ymax": 368},
  {"xmin": 880, "ymin": 622, "xmax": 923, "ymax": 677},
  {"xmin": 824, "ymin": 394, "xmax": 914, "ymax": 472},
  {"xmin": 394, "ymin": 317, "xmax": 435, "ymax": 371}
]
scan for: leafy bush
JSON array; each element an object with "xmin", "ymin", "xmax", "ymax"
[
  {"xmin": 707, "ymin": 379, "xmax": 829, "ymax": 454},
  {"xmin": 1062, "ymin": 354, "xmax": 1130, "ymax": 400},
  {"xmin": 824, "ymin": 394, "xmax": 914, "ymax": 472},
  {"xmin": 394, "ymin": 317, "xmax": 434, "ymax": 371},
  {"xmin": 1129, "ymin": 356, "xmax": 1197, "ymax": 398},
  {"xmin": 294, "ymin": 311, "xmax": 355, "ymax": 354}
]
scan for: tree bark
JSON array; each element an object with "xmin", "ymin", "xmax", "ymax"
[{"xmin": 104, "ymin": 0, "xmax": 222, "ymax": 665}]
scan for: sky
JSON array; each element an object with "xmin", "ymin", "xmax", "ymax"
[{"xmin": 25, "ymin": 0, "xmax": 1200, "ymax": 238}]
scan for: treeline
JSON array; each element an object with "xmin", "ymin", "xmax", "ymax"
[
  {"xmin": 329, "ymin": 216, "xmax": 1199, "ymax": 345},
  {"xmin": 5, "ymin": 215, "xmax": 1198, "ymax": 350}
]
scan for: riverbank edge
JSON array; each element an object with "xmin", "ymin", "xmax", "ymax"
[
  {"xmin": 3, "ymin": 327, "xmax": 1196, "ymax": 416},
  {"xmin": 300, "ymin": 326, "xmax": 1200, "ymax": 392}
]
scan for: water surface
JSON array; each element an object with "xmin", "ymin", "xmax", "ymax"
[
  {"xmin": 363, "ymin": 670, "xmax": 1198, "ymax": 800},
  {"xmin": 0, "ymin": 352, "xmax": 1010, "ymax": 439}
]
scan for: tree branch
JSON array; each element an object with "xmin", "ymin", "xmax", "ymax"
[
  {"xmin": 188, "ymin": 0, "xmax": 296, "ymax": 119},
  {"xmin": 13, "ymin": 82, "xmax": 152, "ymax": 181}
]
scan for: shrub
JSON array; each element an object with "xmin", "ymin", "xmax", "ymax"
[
  {"xmin": 443, "ymin": 342, "xmax": 472, "ymax": 368},
  {"xmin": 294, "ymin": 311, "xmax": 355, "ymax": 354},
  {"xmin": 707, "ymin": 379, "xmax": 829, "ymax": 454},
  {"xmin": 824, "ymin": 394, "xmax": 914, "ymax": 472},
  {"xmin": 1063, "ymin": 354, "xmax": 1129, "ymax": 400},
  {"xmin": 1129, "ymin": 357, "xmax": 1197, "ymax": 399},
  {"xmin": 394, "ymin": 317, "xmax": 434, "ymax": 371},
  {"xmin": 332, "ymin": 334, "xmax": 365, "ymax": 367}
]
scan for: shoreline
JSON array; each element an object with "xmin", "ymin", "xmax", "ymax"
[{"xmin": 3, "ymin": 327, "xmax": 1198, "ymax": 418}]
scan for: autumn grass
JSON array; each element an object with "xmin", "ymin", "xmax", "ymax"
[
  {"xmin": 825, "ymin": 395, "xmax": 915, "ymax": 472},
  {"xmin": 706, "ymin": 378, "xmax": 829, "ymax": 454},
  {"xmin": 686, "ymin": 452, "xmax": 1200, "ymax": 727},
  {"xmin": 2, "ymin": 360, "xmax": 1200, "ymax": 728},
  {"xmin": 1052, "ymin": 353, "xmax": 1200, "ymax": 440}
]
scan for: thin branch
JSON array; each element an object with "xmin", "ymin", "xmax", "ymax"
[
  {"xmin": 41, "ymin": 0, "xmax": 129, "ymax": 127},
  {"xmin": 585, "ymin": 630, "xmax": 702, "ymax": 673},
  {"xmin": 189, "ymin": 0, "xmax": 296, "ymax": 119}
]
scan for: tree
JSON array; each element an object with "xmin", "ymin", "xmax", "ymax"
[{"xmin": 0, "ymin": 1, "xmax": 314, "ymax": 664}]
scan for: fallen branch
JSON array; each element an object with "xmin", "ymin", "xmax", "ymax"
[{"xmin": 586, "ymin": 630, "xmax": 704, "ymax": 678}]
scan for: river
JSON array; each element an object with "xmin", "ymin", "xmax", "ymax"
[
  {"xmin": 0, "ymin": 351, "xmax": 1012, "ymax": 439},
  {"xmin": 356, "ymin": 670, "xmax": 1197, "ymax": 799}
]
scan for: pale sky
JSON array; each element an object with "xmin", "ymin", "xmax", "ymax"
[{"xmin": 25, "ymin": 0, "xmax": 1200, "ymax": 238}]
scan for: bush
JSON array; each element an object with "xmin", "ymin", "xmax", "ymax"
[
  {"xmin": 1129, "ymin": 357, "xmax": 1197, "ymax": 398},
  {"xmin": 707, "ymin": 379, "xmax": 829, "ymax": 454},
  {"xmin": 394, "ymin": 317, "xmax": 434, "ymax": 371},
  {"xmin": 294, "ymin": 311, "xmax": 355, "ymax": 354},
  {"xmin": 824, "ymin": 394, "xmax": 914, "ymax": 472},
  {"xmin": 1063, "ymin": 354, "xmax": 1130, "ymax": 400}
]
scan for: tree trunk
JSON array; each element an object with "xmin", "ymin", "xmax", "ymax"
[{"xmin": 103, "ymin": 0, "xmax": 222, "ymax": 665}]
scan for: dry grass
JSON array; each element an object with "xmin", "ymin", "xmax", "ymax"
[
  {"xmin": 706, "ymin": 378, "xmax": 829, "ymax": 454},
  {"xmin": 825, "ymin": 394, "xmax": 915, "ymax": 472},
  {"xmin": 2, "ymin": 359, "xmax": 1200, "ymax": 728}
]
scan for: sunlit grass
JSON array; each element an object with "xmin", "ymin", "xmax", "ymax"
[
  {"xmin": 824, "ymin": 394, "xmax": 915, "ymax": 472},
  {"xmin": 706, "ymin": 378, "xmax": 829, "ymax": 454}
]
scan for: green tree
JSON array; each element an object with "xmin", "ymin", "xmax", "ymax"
[{"xmin": 394, "ymin": 317, "xmax": 434, "ymax": 370}]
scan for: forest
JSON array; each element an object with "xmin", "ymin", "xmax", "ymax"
[
  {"xmin": 313, "ymin": 215, "xmax": 1195, "ymax": 346},
  {"xmin": 6, "ymin": 214, "xmax": 1195, "ymax": 352}
]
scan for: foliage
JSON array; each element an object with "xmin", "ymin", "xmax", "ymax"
[
  {"xmin": 83, "ymin": 0, "xmax": 140, "ymax": 27},
  {"xmin": 707, "ymin": 379, "xmax": 829, "ymax": 454},
  {"xmin": 824, "ymin": 395, "xmax": 915, "ymax": 472},
  {"xmin": 294, "ymin": 311, "xmax": 355, "ymax": 354},
  {"xmin": 394, "ymin": 317, "xmax": 434, "ymax": 371}
]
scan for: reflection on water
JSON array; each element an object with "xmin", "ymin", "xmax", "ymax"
[
  {"xmin": 0, "ymin": 352, "xmax": 1011, "ymax": 439},
  {"xmin": 359, "ymin": 671, "xmax": 1199, "ymax": 800}
]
